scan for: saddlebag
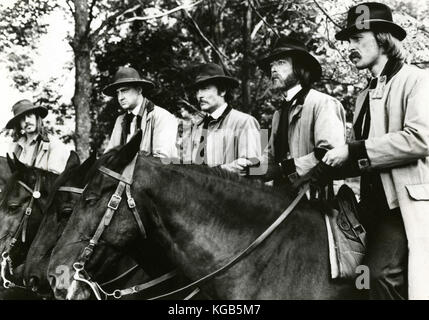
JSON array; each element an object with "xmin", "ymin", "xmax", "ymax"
[{"xmin": 323, "ymin": 184, "xmax": 367, "ymax": 280}]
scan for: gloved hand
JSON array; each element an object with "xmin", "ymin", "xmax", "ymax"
[{"xmin": 308, "ymin": 161, "xmax": 336, "ymax": 187}]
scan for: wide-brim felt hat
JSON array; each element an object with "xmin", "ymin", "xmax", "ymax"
[
  {"xmin": 335, "ymin": 2, "xmax": 406, "ymax": 41},
  {"xmin": 257, "ymin": 36, "xmax": 322, "ymax": 82},
  {"xmin": 6, "ymin": 99, "xmax": 48, "ymax": 129},
  {"xmin": 102, "ymin": 66, "xmax": 155, "ymax": 97},
  {"xmin": 188, "ymin": 63, "xmax": 239, "ymax": 90}
]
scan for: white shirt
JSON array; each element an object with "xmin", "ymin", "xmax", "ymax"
[
  {"xmin": 210, "ymin": 103, "xmax": 228, "ymax": 120},
  {"xmin": 284, "ymin": 84, "xmax": 302, "ymax": 102}
]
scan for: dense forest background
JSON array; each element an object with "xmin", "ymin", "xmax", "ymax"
[{"xmin": 1, "ymin": 0, "xmax": 428, "ymax": 158}]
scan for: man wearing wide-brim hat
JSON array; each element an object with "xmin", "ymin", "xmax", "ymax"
[
  {"xmin": 256, "ymin": 36, "xmax": 346, "ymax": 190},
  {"xmin": 322, "ymin": 1, "xmax": 429, "ymax": 299},
  {"xmin": 5, "ymin": 99, "xmax": 71, "ymax": 174},
  {"xmin": 183, "ymin": 63, "xmax": 261, "ymax": 174},
  {"xmin": 103, "ymin": 66, "xmax": 178, "ymax": 159}
]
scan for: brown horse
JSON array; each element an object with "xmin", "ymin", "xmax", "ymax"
[{"xmin": 47, "ymin": 132, "xmax": 361, "ymax": 300}]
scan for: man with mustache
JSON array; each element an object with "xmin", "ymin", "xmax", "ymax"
[
  {"xmin": 104, "ymin": 66, "xmax": 178, "ymax": 159},
  {"xmin": 257, "ymin": 36, "xmax": 346, "ymax": 191},
  {"xmin": 323, "ymin": 2, "xmax": 429, "ymax": 299},
  {"xmin": 5, "ymin": 99, "xmax": 71, "ymax": 174},
  {"xmin": 186, "ymin": 63, "xmax": 261, "ymax": 174}
]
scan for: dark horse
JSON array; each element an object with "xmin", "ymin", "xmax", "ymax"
[
  {"xmin": 24, "ymin": 151, "xmax": 161, "ymax": 300},
  {"xmin": 48, "ymin": 132, "xmax": 360, "ymax": 299},
  {"xmin": 0, "ymin": 156, "xmax": 12, "ymax": 201},
  {"xmin": 0, "ymin": 156, "xmax": 58, "ymax": 299}
]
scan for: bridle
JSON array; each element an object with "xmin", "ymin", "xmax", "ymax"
[
  {"xmin": 69, "ymin": 155, "xmax": 310, "ymax": 300},
  {"xmin": 68, "ymin": 155, "xmax": 159, "ymax": 300},
  {"xmin": 1, "ymin": 175, "xmax": 41, "ymax": 289}
]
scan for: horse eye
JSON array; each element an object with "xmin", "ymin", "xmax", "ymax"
[
  {"xmin": 8, "ymin": 204, "xmax": 19, "ymax": 211},
  {"xmin": 85, "ymin": 196, "xmax": 99, "ymax": 206},
  {"xmin": 61, "ymin": 207, "xmax": 73, "ymax": 215}
]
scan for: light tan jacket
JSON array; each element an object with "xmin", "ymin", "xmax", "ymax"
[
  {"xmin": 106, "ymin": 98, "xmax": 178, "ymax": 159},
  {"xmin": 8, "ymin": 135, "xmax": 71, "ymax": 174},
  {"xmin": 353, "ymin": 64, "xmax": 429, "ymax": 299},
  {"xmin": 180, "ymin": 107, "xmax": 261, "ymax": 167},
  {"xmin": 263, "ymin": 88, "xmax": 346, "ymax": 177}
]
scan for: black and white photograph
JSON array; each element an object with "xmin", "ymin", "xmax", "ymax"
[{"xmin": 0, "ymin": 0, "xmax": 428, "ymax": 306}]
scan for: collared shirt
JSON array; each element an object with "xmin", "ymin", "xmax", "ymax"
[
  {"xmin": 16, "ymin": 134, "xmax": 42, "ymax": 167},
  {"xmin": 209, "ymin": 103, "xmax": 228, "ymax": 120},
  {"xmin": 283, "ymin": 84, "xmax": 302, "ymax": 102},
  {"xmin": 126, "ymin": 104, "xmax": 143, "ymax": 142}
]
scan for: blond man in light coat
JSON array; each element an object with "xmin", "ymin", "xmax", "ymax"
[{"xmin": 325, "ymin": 2, "xmax": 429, "ymax": 299}]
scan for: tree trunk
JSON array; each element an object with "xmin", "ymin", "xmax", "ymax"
[
  {"xmin": 72, "ymin": 0, "xmax": 91, "ymax": 160},
  {"xmin": 241, "ymin": 2, "xmax": 252, "ymax": 112}
]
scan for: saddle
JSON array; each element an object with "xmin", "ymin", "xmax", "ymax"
[{"xmin": 322, "ymin": 184, "xmax": 367, "ymax": 280}]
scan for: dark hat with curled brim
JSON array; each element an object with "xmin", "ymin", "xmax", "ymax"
[
  {"xmin": 5, "ymin": 99, "xmax": 48, "ymax": 129},
  {"xmin": 257, "ymin": 36, "xmax": 322, "ymax": 82},
  {"xmin": 335, "ymin": 2, "xmax": 406, "ymax": 41},
  {"xmin": 188, "ymin": 63, "xmax": 239, "ymax": 90},
  {"xmin": 102, "ymin": 67, "xmax": 155, "ymax": 97}
]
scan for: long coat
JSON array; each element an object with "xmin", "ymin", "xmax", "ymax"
[
  {"xmin": 8, "ymin": 135, "xmax": 71, "ymax": 174},
  {"xmin": 353, "ymin": 64, "xmax": 429, "ymax": 299},
  {"xmin": 263, "ymin": 88, "xmax": 346, "ymax": 178},
  {"xmin": 106, "ymin": 98, "xmax": 178, "ymax": 159},
  {"xmin": 181, "ymin": 107, "xmax": 261, "ymax": 167}
]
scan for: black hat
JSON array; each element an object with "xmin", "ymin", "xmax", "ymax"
[
  {"xmin": 257, "ymin": 36, "xmax": 322, "ymax": 82},
  {"xmin": 189, "ymin": 63, "xmax": 239, "ymax": 90},
  {"xmin": 335, "ymin": 2, "xmax": 406, "ymax": 41},
  {"xmin": 6, "ymin": 100, "xmax": 48, "ymax": 129},
  {"xmin": 102, "ymin": 67, "xmax": 155, "ymax": 97}
]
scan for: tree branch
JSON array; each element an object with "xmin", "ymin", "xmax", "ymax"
[
  {"xmin": 118, "ymin": 0, "xmax": 203, "ymax": 24},
  {"xmin": 176, "ymin": 0, "xmax": 230, "ymax": 71},
  {"xmin": 89, "ymin": 4, "xmax": 142, "ymax": 44},
  {"xmin": 312, "ymin": 0, "xmax": 341, "ymax": 28},
  {"xmin": 65, "ymin": 0, "xmax": 75, "ymax": 16},
  {"xmin": 87, "ymin": 0, "xmax": 97, "ymax": 30},
  {"xmin": 248, "ymin": 0, "xmax": 280, "ymax": 38}
]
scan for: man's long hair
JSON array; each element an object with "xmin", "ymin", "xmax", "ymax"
[
  {"xmin": 292, "ymin": 58, "xmax": 313, "ymax": 88},
  {"xmin": 375, "ymin": 32, "xmax": 406, "ymax": 61},
  {"xmin": 12, "ymin": 112, "xmax": 48, "ymax": 142}
]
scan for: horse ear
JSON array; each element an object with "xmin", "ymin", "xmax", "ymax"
[
  {"xmin": 113, "ymin": 130, "xmax": 142, "ymax": 169},
  {"xmin": 78, "ymin": 151, "xmax": 97, "ymax": 174},
  {"xmin": 13, "ymin": 153, "xmax": 27, "ymax": 173},
  {"xmin": 65, "ymin": 151, "xmax": 81, "ymax": 171},
  {"xmin": 6, "ymin": 154, "xmax": 16, "ymax": 172}
]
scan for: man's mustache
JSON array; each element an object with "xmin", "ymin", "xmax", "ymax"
[{"xmin": 349, "ymin": 51, "xmax": 362, "ymax": 61}]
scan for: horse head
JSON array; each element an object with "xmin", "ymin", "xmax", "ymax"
[
  {"xmin": 47, "ymin": 131, "xmax": 151, "ymax": 300},
  {"xmin": 0, "ymin": 155, "xmax": 58, "ymax": 290},
  {"xmin": 23, "ymin": 151, "xmax": 96, "ymax": 296},
  {"xmin": 0, "ymin": 156, "xmax": 12, "ymax": 203}
]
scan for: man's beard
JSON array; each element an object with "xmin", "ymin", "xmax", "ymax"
[{"xmin": 270, "ymin": 73, "xmax": 299, "ymax": 95}]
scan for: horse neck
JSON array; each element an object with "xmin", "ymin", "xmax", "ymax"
[{"xmin": 132, "ymin": 158, "xmax": 293, "ymax": 278}]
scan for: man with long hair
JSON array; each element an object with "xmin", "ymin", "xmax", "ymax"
[
  {"xmin": 257, "ymin": 36, "xmax": 346, "ymax": 192},
  {"xmin": 6, "ymin": 99, "xmax": 71, "ymax": 174},
  {"xmin": 323, "ymin": 2, "xmax": 429, "ymax": 299}
]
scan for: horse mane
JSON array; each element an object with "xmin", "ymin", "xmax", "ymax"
[{"xmin": 142, "ymin": 155, "xmax": 291, "ymax": 204}]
